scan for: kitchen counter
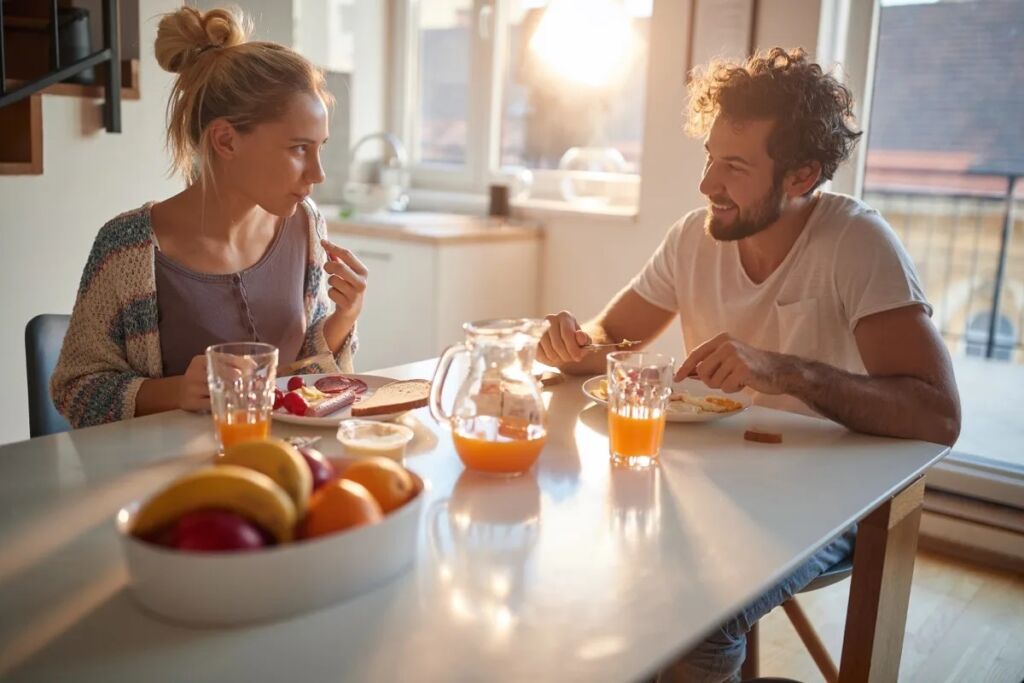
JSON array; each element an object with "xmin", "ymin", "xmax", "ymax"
[
  {"xmin": 322, "ymin": 208, "xmax": 541, "ymax": 245},
  {"xmin": 315, "ymin": 207, "xmax": 542, "ymax": 370}
]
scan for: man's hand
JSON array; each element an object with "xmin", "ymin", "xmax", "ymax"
[
  {"xmin": 676, "ymin": 333, "xmax": 790, "ymax": 394},
  {"xmin": 538, "ymin": 311, "xmax": 592, "ymax": 366},
  {"xmin": 178, "ymin": 354, "xmax": 210, "ymax": 412}
]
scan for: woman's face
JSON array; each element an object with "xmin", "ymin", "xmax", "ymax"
[{"xmin": 226, "ymin": 92, "xmax": 329, "ymax": 216}]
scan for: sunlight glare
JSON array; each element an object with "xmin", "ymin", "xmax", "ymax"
[{"xmin": 529, "ymin": 0, "xmax": 637, "ymax": 88}]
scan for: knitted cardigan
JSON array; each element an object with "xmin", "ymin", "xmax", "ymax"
[{"xmin": 51, "ymin": 198, "xmax": 356, "ymax": 428}]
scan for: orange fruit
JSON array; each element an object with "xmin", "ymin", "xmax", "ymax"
[
  {"xmin": 341, "ymin": 457, "xmax": 417, "ymax": 514},
  {"xmin": 300, "ymin": 479, "xmax": 383, "ymax": 539}
]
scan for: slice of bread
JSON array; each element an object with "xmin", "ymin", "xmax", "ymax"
[{"xmin": 351, "ymin": 379, "xmax": 431, "ymax": 417}]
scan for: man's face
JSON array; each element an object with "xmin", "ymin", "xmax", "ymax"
[{"xmin": 699, "ymin": 116, "xmax": 784, "ymax": 241}]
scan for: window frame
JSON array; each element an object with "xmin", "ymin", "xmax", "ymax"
[{"xmin": 389, "ymin": 0, "xmax": 644, "ymax": 208}]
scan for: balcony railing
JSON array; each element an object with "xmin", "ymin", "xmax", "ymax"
[{"xmin": 864, "ymin": 178, "xmax": 1023, "ymax": 363}]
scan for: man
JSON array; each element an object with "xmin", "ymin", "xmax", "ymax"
[{"xmin": 537, "ymin": 48, "xmax": 960, "ymax": 681}]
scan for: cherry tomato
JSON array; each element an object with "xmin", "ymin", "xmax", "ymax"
[{"xmin": 282, "ymin": 391, "xmax": 308, "ymax": 416}]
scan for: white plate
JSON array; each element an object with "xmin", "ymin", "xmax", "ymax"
[
  {"xmin": 581, "ymin": 375, "xmax": 750, "ymax": 423},
  {"xmin": 273, "ymin": 373, "xmax": 405, "ymax": 426}
]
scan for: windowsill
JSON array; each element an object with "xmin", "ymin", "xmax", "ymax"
[
  {"xmin": 513, "ymin": 198, "xmax": 639, "ymax": 223},
  {"xmin": 927, "ymin": 356, "xmax": 1024, "ymax": 510},
  {"xmin": 949, "ymin": 356, "xmax": 1024, "ymax": 470},
  {"xmin": 407, "ymin": 188, "xmax": 639, "ymax": 225}
]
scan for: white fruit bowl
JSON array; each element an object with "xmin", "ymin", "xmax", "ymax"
[{"xmin": 115, "ymin": 460, "xmax": 425, "ymax": 626}]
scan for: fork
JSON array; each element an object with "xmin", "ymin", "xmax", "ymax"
[{"xmin": 582, "ymin": 340, "xmax": 642, "ymax": 352}]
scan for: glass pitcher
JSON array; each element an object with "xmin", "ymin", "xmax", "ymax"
[{"xmin": 429, "ymin": 318, "xmax": 550, "ymax": 476}]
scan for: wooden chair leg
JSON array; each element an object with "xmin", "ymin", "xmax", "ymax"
[
  {"xmin": 782, "ymin": 598, "xmax": 839, "ymax": 683},
  {"xmin": 741, "ymin": 620, "xmax": 760, "ymax": 680}
]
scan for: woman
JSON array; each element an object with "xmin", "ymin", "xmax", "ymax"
[{"xmin": 51, "ymin": 6, "xmax": 365, "ymax": 428}]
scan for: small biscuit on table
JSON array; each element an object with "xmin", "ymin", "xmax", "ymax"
[
  {"xmin": 744, "ymin": 429, "xmax": 783, "ymax": 444},
  {"xmin": 537, "ymin": 371, "xmax": 565, "ymax": 387}
]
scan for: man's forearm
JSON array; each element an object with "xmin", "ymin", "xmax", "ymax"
[{"xmin": 777, "ymin": 355, "xmax": 960, "ymax": 445}]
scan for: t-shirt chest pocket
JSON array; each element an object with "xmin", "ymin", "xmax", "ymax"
[{"xmin": 775, "ymin": 298, "xmax": 820, "ymax": 358}]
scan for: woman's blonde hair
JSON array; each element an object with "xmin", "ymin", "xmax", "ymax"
[{"xmin": 155, "ymin": 6, "xmax": 333, "ymax": 183}]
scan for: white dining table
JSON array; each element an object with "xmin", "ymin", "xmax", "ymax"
[{"xmin": 0, "ymin": 359, "xmax": 947, "ymax": 682}]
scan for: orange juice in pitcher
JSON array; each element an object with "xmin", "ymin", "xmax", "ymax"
[
  {"xmin": 453, "ymin": 416, "xmax": 546, "ymax": 475},
  {"xmin": 431, "ymin": 319, "xmax": 550, "ymax": 476}
]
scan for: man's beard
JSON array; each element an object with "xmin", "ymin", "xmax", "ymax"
[{"xmin": 704, "ymin": 176, "xmax": 784, "ymax": 241}]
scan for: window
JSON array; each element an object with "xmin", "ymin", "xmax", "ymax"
[
  {"xmin": 414, "ymin": 1, "xmax": 474, "ymax": 165},
  {"xmin": 855, "ymin": 0, "xmax": 1024, "ymax": 506},
  {"xmin": 393, "ymin": 0, "xmax": 651, "ymax": 210},
  {"xmin": 294, "ymin": 0, "xmax": 356, "ymax": 73}
]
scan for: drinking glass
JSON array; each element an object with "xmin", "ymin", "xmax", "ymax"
[
  {"xmin": 206, "ymin": 342, "xmax": 278, "ymax": 451},
  {"xmin": 606, "ymin": 351, "xmax": 673, "ymax": 467}
]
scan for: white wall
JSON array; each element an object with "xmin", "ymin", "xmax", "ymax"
[
  {"xmin": 755, "ymin": 0, "xmax": 822, "ymax": 58},
  {"xmin": 192, "ymin": 0, "xmax": 294, "ymax": 46},
  {"xmin": 533, "ymin": 0, "xmax": 821, "ymax": 362},
  {"xmin": 0, "ymin": 0, "xmax": 182, "ymax": 444}
]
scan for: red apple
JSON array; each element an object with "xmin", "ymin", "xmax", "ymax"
[
  {"xmin": 170, "ymin": 509, "xmax": 266, "ymax": 552},
  {"xmin": 297, "ymin": 446, "xmax": 336, "ymax": 490}
]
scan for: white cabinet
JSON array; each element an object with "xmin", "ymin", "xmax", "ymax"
[{"xmin": 327, "ymin": 214, "xmax": 542, "ymax": 372}]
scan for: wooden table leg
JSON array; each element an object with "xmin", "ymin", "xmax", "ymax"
[{"xmin": 838, "ymin": 476, "xmax": 925, "ymax": 682}]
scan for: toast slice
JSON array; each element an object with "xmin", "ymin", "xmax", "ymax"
[{"xmin": 351, "ymin": 379, "xmax": 431, "ymax": 417}]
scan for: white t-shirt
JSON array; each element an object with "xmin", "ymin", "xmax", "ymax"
[{"xmin": 631, "ymin": 192, "xmax": 931, "ymax": 414}]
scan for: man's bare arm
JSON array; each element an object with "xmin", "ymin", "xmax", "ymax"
[
  {"xmin": 781, "ymin": 306, "xmax": 960, "ymax": 445},
  {"xmin": 679, "ymin": 305, "xmax": 961, "ymax": 445},
  {"xmin": 538, "ymin": 287, "xmax": 676, "ymax": 375}
]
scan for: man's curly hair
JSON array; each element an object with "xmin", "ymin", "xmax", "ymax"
[{"xmin": 686, "ymin": 47, "xmax": 862, "ymax": 191}]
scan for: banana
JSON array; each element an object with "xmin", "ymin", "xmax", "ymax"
[
  {"xmin": 132, "ymin": 465, "xmax": 297, "ymax": 543},
  {"xmin": 218, "ymin": 438, "xmax": 313, "ymax": 515}
]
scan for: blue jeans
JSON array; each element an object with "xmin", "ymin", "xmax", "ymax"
[{"xmin": 657, "ymin": 526, "xmax": 857, "ymax": 683}]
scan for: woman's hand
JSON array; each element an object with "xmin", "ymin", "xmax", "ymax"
[
  {"xmin": 178, "ymin": 354, "xmax": 210, "ymax": 411},
  {"xmin": 321, "ymin": 239, "xmax": 368, "ymax": 350},
  {"xmin": 135, "ymin": 355, "xmax": 210, "ymax": 416}
]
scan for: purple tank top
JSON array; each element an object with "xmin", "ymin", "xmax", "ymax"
[{"xmin": 155, "ymin": 213, "xmax": 308, "ymax": 377}]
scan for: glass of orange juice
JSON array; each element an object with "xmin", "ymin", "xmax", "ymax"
[
  {"xmin": 206, "ymin": 342, "xmax": 278, "ymax": 451},
  {"xmin": 606, "ymin": 351, "xmax": 673, "ymax": 468}
]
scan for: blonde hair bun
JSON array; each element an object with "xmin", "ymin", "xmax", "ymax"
[{"xmin": 155, "ymin": 6, "xmax": 250, "ymax": 74}]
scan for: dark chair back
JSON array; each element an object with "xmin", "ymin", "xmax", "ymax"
[{"xmin": 25, "ymin": 314, "xmax": 71, "ymax": 438}]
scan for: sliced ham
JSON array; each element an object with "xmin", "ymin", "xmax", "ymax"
[
  {"xmin": 314, "ymin": 376, "xmax": 368, "ymax": 395},
  {"xmin": 307, "ymin": 389, "xmax": 357, "ymax": 417}
]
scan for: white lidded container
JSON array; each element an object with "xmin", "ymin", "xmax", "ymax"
[
  {"xmin": 337, "ymin": 419, "xmax": 415, "ymax": 460},
  {"xmin": 116, "ymin": 460, "xmax": 425, "ymax": 626}
]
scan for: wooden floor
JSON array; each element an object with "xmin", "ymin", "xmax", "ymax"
[{"xmin": 756, "ymin": 550, "xmax": 1024, "ymax": 682}]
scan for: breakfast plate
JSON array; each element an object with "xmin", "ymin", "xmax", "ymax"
[
  {"xmin": 273, "ymin": 374, "xmax": 405, "ymax": 427},
  {"xmin": 581, "ymin": 375, "xmax": 750, "ymax": 423}
]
